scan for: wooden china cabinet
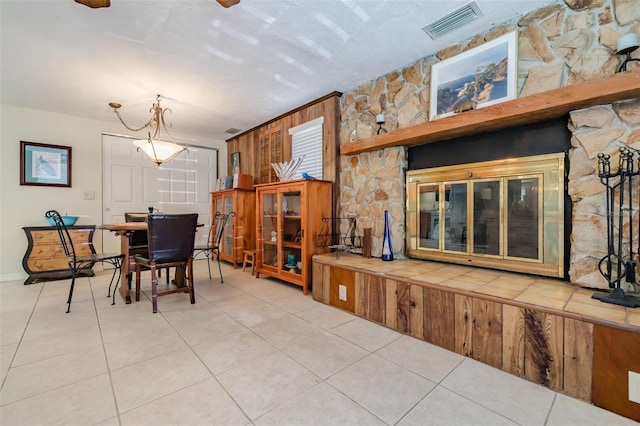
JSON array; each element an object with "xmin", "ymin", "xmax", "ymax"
[
  {"xmin": 211, "ymin": 188, "xmax": 256, "ymax": 268},
  {"xmin": 255, "ymin": 179, "xmax": 332, "ymax": 294}
]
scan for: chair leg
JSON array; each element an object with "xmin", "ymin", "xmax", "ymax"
[
  {"xmin": 135, "ymin": 265, "xmax": 142, "ymax": 302},
  {"xmin": 188, "ymin": 258, "xmax": 195, "ymax": 304},
  {"xmin": 66, "ymin": 270, "xmax": 77, "ymax": 313},
  {"xmin": 217, "ymin": 252, "xmax": 224, "ymax": 284},
  {"xmin": 110, "ymin": 262, "xmax": 122, "ymax": 306},
  {"xmin": 159, "ymin": 267, "xmax": 171, "ymax": 284},
  {"xmin": 242, "ymin": 252, "xmax": 248, "ymax": 272},
  {"xmin": 151, "ymin": 264, "xmax": 158, "ymax": 313},
  {"xmin": 113, "ymin": 271, "xmax": 129, "ymax": 298},
  {"xmin": 207, "ymin": 251, "xmax": 212, "ymax": 280}
]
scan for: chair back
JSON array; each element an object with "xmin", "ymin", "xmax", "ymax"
[
  {"xmin": 45, "ymin": 210, "xmax": 77, "ymax": 262},
  {"xmin": 125, "ymin": 212, "xmax": 149, "ymax": 248},
  {"xmin": 211, "ymin": 211, "xmax": 236, "ymax": 247},
  {"xmin": 147, "ymin": 213, "xmax": 198, "ymax": 263}
]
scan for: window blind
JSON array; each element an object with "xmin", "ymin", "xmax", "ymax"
[{"xmin": 289, "ymin": 117, "xmax": 324, "ymax": 179}]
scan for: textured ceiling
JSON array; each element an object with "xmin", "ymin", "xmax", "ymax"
[{"xmin": 0, "ymin": 0, "xmax": 556, "ymax": 143}]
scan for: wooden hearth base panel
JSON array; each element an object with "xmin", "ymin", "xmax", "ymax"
[
  {"xmin": 312, "ymin": 253, "xmax": 640, "ymax": 422},
  {"xmin": 592, "ymin": 326, "xmax": 640, "ymax": 422}
]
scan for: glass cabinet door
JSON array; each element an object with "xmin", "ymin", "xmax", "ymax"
[
  {"xmin": 222, "ymin": 196, "xmax": 234, "ymax": 256},
  {"xmin": 261, "ymin": 192, "xmax": 278, "ymax": 269},
  {"xmin": 280, "ymin": 189, "xmax": 302, "ymax": 275}
]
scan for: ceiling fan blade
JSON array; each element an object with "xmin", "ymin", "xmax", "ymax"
[
  {"xmin": 74, "ymin": 0, "xmax": 110, "ymax": 8},
  {"xmin": 216, "ymin": 0, "xmax": 240, "ymax": 8}
]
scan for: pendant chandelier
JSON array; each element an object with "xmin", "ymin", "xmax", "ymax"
[{"xmin": 109, "ymin": 94, "xmax": 187, "ymax": 165}]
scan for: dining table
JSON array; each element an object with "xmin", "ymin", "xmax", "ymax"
[{"xmin": 98, "ymin": 221, "xmax": 203, "ymax": 304}]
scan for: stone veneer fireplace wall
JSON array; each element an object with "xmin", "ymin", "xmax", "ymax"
[{"xmin": 338, "ymin": 0, "xmax": 640, "ymax": 289}]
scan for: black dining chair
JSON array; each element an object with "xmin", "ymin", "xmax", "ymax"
[
  {"xmin": 134, "ymin": 213, "xmax": 198, "ymax": 313},
  {"xmin": 124, "ymin": 212, "xmax": 149, "ymax": 285},
  {"xmin": 193, "ymin": 211, "xmax": 235, "ymax": 282},
  {"xmin": 124, "ymin": 212, "xmax": 170, "ymax": 287},
  {"xmin": 124, "ymin": 212, "xmax": 149, "ymax": 256},
  {"xmin": 45, "ymin": 210, "xmax": 124, "ymax": 313}
]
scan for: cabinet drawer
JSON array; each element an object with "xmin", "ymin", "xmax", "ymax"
[
  {"xmin": 29, "ymin": 242, "xmax": 93, "ymax": 259},
  {"xmin": 27, "ymin": 258, "xmax": 70, "ymax": 272},
  {"xmin": 31, "ymin": 229, "xmax": 92, "ymax": 244},
  {"xmin": 30, "ymin": 230, "xmax": 62, "ymax": 244},
  {"xmin": 29, "ymin": 245, "xmax": 66, "ymax": 259}
]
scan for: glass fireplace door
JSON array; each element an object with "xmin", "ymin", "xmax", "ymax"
[
  {"xmin": 418, "ymin": 184, "xmax": 439, "ymax": 249},
  {"xmin": 473, "ymin": 180, "xmax": 501, "ymax": 256},
  {"xmin": 444, "ymin": 183, "xmax": 467, "ymax": 253},
  {"xmin": 506, "ymin": 176, "xmax": 542, "ymax": 260}
]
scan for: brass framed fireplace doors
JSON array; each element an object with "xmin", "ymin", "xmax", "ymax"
[{"xmin": 406, "ymin": 153, "xmax": 565, "ymax": 278}]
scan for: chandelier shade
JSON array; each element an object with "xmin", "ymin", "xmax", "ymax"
[
  {"xmin": 109, "ymin": 94, "xmax": 187, "ymax": 165},
  {"xmin": 133, "ymin": 138, "xmax": 186, "ymax": 165}
]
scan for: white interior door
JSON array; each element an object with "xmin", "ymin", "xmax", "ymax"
[{"xmin": 102, "ymin": 133, "xmax": 218, "ymax": 253}]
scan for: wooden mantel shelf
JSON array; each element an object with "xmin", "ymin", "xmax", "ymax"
[{"xmin": 341, "ymin": 71, "xmax": 640, "ymax": 156}]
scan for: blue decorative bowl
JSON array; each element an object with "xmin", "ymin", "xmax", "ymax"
[{"xmin": 46, "ymin": 215, "xmax": 79, "ymax": 227}]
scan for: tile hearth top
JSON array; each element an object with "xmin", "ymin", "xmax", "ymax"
[{"xmin": 314, "ymin": 253, "xmax": 640, "ymax": 332}]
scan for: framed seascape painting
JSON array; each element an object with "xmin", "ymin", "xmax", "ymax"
[
  {"xmin": 429, "ymin": 32, "xmax": 518, "ymax": 121},
  {"xmin": 20, "ymin": 141, "xmax": 72, "ymax": 187}
]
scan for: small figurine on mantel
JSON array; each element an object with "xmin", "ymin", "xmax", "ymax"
[{"xmin": 454, "ymin": 100, "xmax": 477, "ymax": 113}]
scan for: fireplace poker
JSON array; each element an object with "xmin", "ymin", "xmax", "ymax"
[{"xmin": 597, "ymin": 153, "xmax": 616, "ymax": 288}]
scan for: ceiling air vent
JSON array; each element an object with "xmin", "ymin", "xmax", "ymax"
[
  {"xmin": 224, "ymin": 127, "xmax": 242, "ymax": 135},
  {"xmin": 422, "ymin": 1, "xmax": 483, "ymax": 39}
]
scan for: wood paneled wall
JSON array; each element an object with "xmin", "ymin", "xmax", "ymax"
[{"xmin": 225, "ymin": 92, "xmax": 341, "ymax": 206}]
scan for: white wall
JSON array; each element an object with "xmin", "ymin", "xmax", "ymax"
[{"xmin": 0, "ymin": 104, "xmax": 226, "ymax": 282}]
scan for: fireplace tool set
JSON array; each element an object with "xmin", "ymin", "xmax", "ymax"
[{"xmin": 593, "ymin": 147, "xmax": 640, "ymax": 307}]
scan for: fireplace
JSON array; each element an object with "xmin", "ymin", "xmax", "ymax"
[
  {"xmin": 406, "ymin": 118, "xmax": 571, "ymax": 278},
  {"xmin": 407, "ymin": 153, "xmax": 565, "ymax": 277}
]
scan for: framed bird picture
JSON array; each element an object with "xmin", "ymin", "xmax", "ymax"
[{"xmin": 20, "ymin": 141, "xmax": 72, "ymax": 187}]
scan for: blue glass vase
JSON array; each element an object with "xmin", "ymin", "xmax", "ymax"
[{"xmin": 382, "ymin": 210, "xmax": 393, "ymax": 261}]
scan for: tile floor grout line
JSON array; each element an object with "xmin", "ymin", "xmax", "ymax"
[
  {"xmin": 391, "ymin": 383, "xmax": 439, "ymax": 426},
  {"xmin": 0, "ymin": 281, "xmax": 44, "ymax": 393},
  {"xmin": 436, "ymin": 380, "xmax": 524, "ymax": 426},
  {"xmin": 543, "ymin": 392, "xmax": 559, "ymax": 425},
  {"xmin": 89, "ymin": 275, "xmax": 125, "ymax": 425}
]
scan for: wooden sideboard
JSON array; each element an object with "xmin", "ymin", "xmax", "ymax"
[{"xmin": 22, "ymin": 226, "xmax": 96, "ymax": 284}]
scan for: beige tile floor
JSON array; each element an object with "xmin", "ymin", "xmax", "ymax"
[{"xmin": 1, "ymin": 260, "xmax": 638, "ymax": 426}]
